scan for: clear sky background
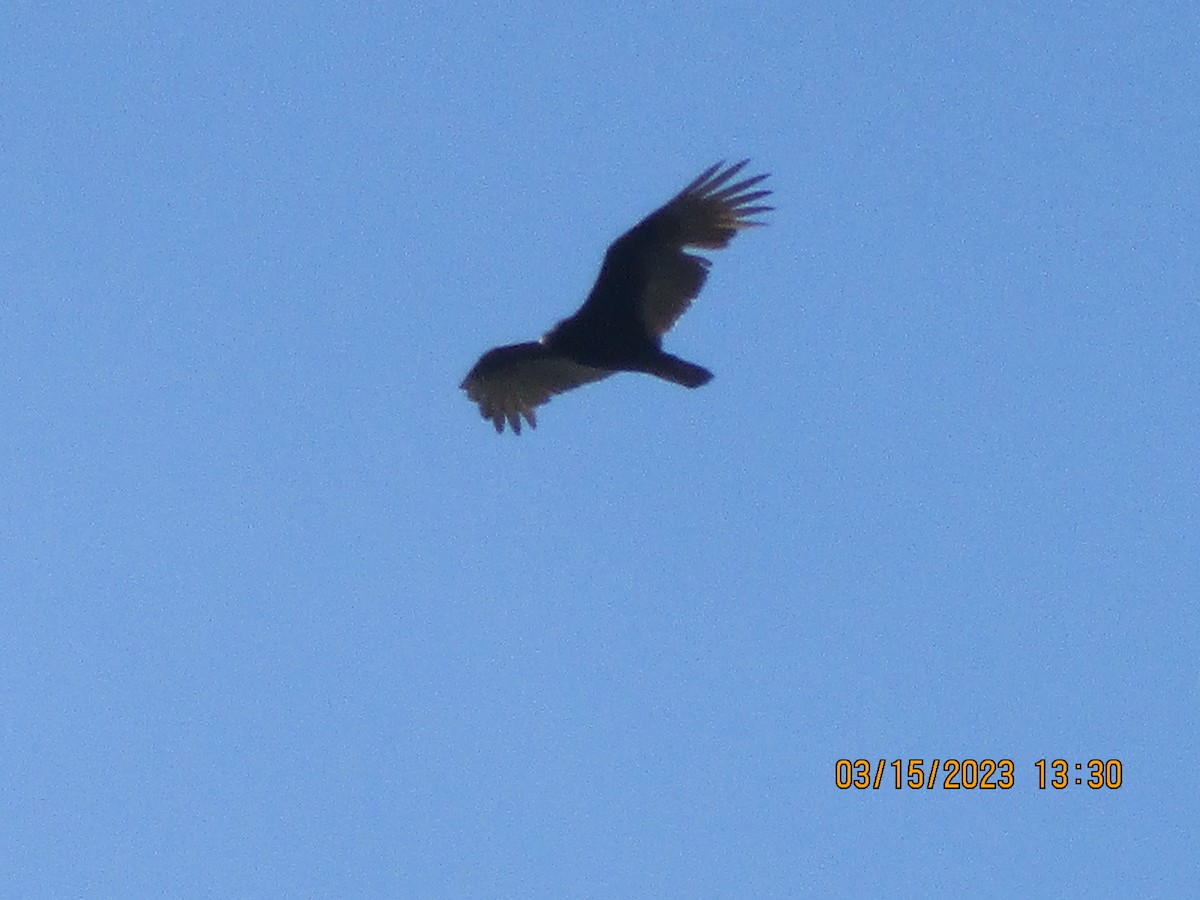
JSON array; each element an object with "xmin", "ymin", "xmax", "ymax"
[{"xmin": 3, "ymin": 2, "xmax": 1198, "ymax": 897}]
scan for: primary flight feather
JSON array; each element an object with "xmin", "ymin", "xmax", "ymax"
[{"xmin": 460, "ymin": 160, "xmax": 772, "ymax": 433}]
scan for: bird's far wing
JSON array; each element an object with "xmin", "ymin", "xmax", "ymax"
[
  {"xmin": 460, "ymin": 341, "xmax": 612, "ymax": 434},
  {"xmin": 580, "ymin": 160, "xmax": 773, "ymax": 338}
]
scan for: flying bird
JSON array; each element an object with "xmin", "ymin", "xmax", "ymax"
[{"xmin": 460, "ymin": 160, "xmax": 772, "ymax": 433}]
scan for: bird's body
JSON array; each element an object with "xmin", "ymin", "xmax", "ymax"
[{"xmin": 461, "ymin": 160, "xmax": 771, "ymax": 433}]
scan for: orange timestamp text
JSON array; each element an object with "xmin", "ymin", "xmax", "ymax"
[{"xmin": 834, "ymin": 758, "xmax": 1123, "ymax": 790}]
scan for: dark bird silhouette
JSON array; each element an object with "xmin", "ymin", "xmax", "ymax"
[{"xmin": 460, "ymin": 160, "xmax": 772, "ymax": 433}]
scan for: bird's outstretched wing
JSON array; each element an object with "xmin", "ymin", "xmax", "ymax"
[
  {"xmin": 580, "ymin": 160, "xmax": 773, "ymax": 337},
  {"xmin": 460, "ymin": 342, "xmax": 612, "ymax": 433}
]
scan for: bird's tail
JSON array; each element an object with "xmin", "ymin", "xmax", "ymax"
[{"xmin": 648, "ymin": 352, "xmax": 713, "ymax": 388}]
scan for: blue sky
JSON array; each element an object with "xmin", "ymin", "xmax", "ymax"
[{"xmin": 3, "ymin": 2, "xmax": 1197, "ymax": 896}]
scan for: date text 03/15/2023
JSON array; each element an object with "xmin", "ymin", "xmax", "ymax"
[{"xmin": 834, "ymin": 759, "xmax": 1124, "ymax": 790}]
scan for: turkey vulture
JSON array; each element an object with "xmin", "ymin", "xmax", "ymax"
[{"xmin": 460, "ymin": 160, "xmax": 772, "ymax": 433}]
